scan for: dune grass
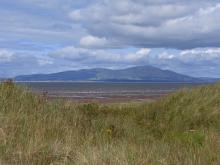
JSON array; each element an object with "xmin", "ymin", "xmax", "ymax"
[{"xmin": 0, "ymin": 81, "xmax": 220, "ymax": 164}]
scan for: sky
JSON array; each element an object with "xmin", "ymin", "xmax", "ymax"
[{"xmin": 1, "ymin": 0, "xmax": 220, "ymax": 78}]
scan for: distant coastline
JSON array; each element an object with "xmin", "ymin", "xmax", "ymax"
[{"xmin": 15, "ymin": 80, "xmax": 208, "ymax": 84}]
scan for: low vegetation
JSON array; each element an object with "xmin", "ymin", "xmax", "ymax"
[{"xmin": 0, "ymin": 81, "xmax": 220, "ymax": 164}]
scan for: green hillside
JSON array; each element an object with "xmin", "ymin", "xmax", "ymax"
[
  {"xmin": 0, "ymin": 81, "xmax": 219, "ymax": 164},
  {"xmin": 15, "ymin": 65, "xmax": 198, "ymax": 82}
]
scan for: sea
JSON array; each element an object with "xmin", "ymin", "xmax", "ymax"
[{"xmin": 18, "ymin": 82, "xmax": 206, "ymax": 103}]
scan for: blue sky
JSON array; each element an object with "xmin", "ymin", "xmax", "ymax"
[{"xmin": 1, "ymin": 0, "xmax": 220, "ymax": 77}]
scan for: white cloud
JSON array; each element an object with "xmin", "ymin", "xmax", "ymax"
[
  {"xmin": 158, "ymin": 52, "xmax": 174, "ymax": 60},
  {"xmin": 136, "ymin": 48, "xmax": 151, "ymax": 56},
  {"xmin": 80, "ymin": 35, "xmax": 109, "ymax": 48},
  {"xmin": 179, "ymin": 48, "xmax": 220, "ymax": 62},
  {"xmin": 69, "ymin": 0, "xmax": 220, "ymax": 49},
  {"xmin": 0, "ymin": 49, "xmax": 14, "ymax": 62},
  {"xmin": 2, "ymin": 0, "xmax": 220, "ymax": 77},
  {"xmin": 38, "ymin": 59, "xmax": 53, "ymax": 66},
  {"xmin": 51, "ymin": 46, "xmax": 220, "ymax": 68},
  {"xmin": 69, "ymin": 10, "xmax": 83, "ymax": 21},
  {"xmin": 49, "ymin": 46, "xmax": 220, "ymax": 77},
  {"xmin": 51, "ymin": 46, "xmax": 151, "ymax": 63}
]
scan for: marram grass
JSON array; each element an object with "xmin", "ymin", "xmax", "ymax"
[{"xmin": 0, "ymin": 81, "xmax": 219, "ymax": 164}]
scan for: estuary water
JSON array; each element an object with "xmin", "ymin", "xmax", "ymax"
[{"xmin": 18, "ymin": 82, "xmax": 205, "ymax": 103}]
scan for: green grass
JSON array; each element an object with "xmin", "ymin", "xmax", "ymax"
[{"xmin": 0, "ymin": 81, "xmax": 220, "ymax": 164}]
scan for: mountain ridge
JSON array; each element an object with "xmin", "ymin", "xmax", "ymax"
[{"xmin": 14, "ymin": 65, "xmax": 204, "ymax": 82}]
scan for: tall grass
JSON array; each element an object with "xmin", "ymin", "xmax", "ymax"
[{"xmin": 0, "ymin": 81, "xmax": 219, "ymax": 164}]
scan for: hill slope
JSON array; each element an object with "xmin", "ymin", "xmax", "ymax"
[
  {"xmin": 15, "ymin": 65, "xmax": 198, "ymax": 82},
  {"xmin": 0, "ymin": 81, "xmax": 219, "ymax": 164}
]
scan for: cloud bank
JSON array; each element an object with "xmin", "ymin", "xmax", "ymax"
[
  {"xmin": 70, "ymin": 0, "xmax": 220, "ymax": 49},
  {"xmin": 1, "ymin": 0, "xmax": 220, "ymax": 77}
]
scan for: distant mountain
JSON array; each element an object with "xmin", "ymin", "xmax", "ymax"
[
  {"xmin": 15, "ymin": 65, "xmax": 203, "ymax": 82},
  {"xmin": 0, "ymin": 78, "xmax": 5, "ymax": 81},
  {"xmin": 197, "ymin": 77, "xmax": 220, "ymax": 83}
]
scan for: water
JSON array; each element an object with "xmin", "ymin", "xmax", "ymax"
[{"xmin": 18, "ymin": 82, "xmax": 205, "ymax": 103}]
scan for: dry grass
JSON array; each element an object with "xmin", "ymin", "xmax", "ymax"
[{"xmin": 0, "ymin": 81, "xmax": 220, "ymax": 164}]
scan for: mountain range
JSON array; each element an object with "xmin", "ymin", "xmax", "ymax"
[{"xmin": 14, "ymin": 65, "xmax": 206, "ymax": 82}]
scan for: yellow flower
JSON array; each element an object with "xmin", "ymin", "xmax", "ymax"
[{"xmin": 106, "ymin": 128, "xmax": 113, "ymax": 135}]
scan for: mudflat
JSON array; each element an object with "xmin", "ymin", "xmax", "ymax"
[{"xmin": 18, "ymin": 82, "xmax": 204, "ymax": 103}]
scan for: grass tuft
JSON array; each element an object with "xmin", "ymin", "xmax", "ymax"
[{"xmin": 0, "ymin": 81, "xmax": 220, "ymax": 164}]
